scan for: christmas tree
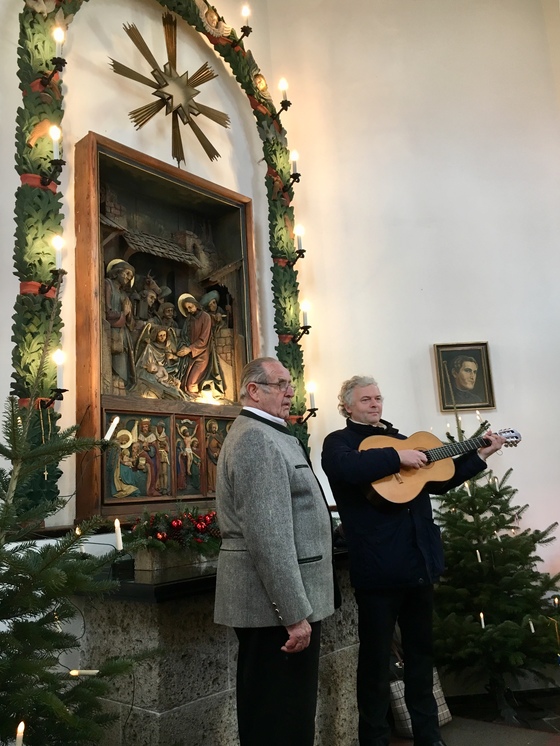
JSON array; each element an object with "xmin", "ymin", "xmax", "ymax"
[
  {"xmin": 0, "ymin": 398, "xmax": 136, "ymax": 746},
  {"xmin": 0, "ymin": 277, "xmax": 135, "ymax": 744},
  {"xmin": 433, "ymin": 423, "xmax": 560, "ymax": 723}
]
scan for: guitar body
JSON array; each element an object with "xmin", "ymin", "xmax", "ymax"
[{"xmin": 359, "ymin": 431, "xmax": 455, "ymax": 504}]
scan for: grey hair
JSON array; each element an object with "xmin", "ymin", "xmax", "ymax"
[
  {"xmin": 239, "ymin": 357, "xmax": 280, "ymax": 401},
  {"xmin": 338, "ymin": 375, "xmax": 379, "ymax": 418}
]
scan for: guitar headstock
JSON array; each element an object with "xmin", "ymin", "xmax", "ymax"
[{"xmin": 496, "ymin": 427, "xmax": 522, "ymax": 447}]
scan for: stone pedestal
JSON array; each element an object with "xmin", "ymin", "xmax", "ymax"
[{"xmin": 76, "ymin": 556, "xmax": 359, "ymax": 746}]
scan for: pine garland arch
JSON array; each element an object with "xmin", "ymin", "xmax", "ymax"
[{"xmin": 13, "ymin": 0, "xmax": 310, "ymax": 504}]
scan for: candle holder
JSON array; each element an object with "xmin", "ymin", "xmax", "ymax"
[
  {"xmin": 282, "ymin": 171, "xmax": 301, "ymax": 193},
  {"xmin": 237, "ymin": 24, "xmax": 252, "ymax": 42},
  {"xmin": 40, "ymin": 56, "xmax": 67, "ymax": 88},
  {"xmin": 289, "ymin": 248, "xmax": 306, "ymax": 266},
  {"xmin": 271, "ymin": 98, "xmax": 292, "ymax": 123},
  {"xmin": 40, "ymin": 158, "xmax": 66, "ymax": 187},
  {"xmin": 293, "ymin": 324, "xmax": 311, "ymax": 343},
  {"xmin": 39, "ymin": 387, "xmax": 68, "ymax": 409},
  {"xmin": 39, "ymin": 267, "xmax": 67, "ymax": 295},
  {"xmin": 298, "ymin": 407, "xmax": 318, "ymax": 424}
]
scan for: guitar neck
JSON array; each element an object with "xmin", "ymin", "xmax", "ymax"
[{"xmin": 425, "ymin": 436, "xmax": 489, "ymax": 463}]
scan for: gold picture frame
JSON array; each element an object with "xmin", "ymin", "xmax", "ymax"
[{"xmin": 434, "ymin": 342, "xmax": 495, "ymax": 412}]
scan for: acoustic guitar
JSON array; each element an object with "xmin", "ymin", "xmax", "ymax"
[{"xmin": 358, "ymin": 428, "xmax": 521, "ymax": 504}]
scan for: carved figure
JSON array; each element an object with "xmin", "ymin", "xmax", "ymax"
[
  {"xmin": 104, "ymin": 260, "xmax": 136, "ymax": 394},
  {"xmin": 205, "ymin": 418, "xmax": 224, "ymax": 493},
  {"xmin": 176, "ymin": 294, "xmax": 213, "ymax": 395}
]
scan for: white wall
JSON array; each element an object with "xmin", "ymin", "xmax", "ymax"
[
  {"xmin": 1, "ymin": 0, "xmax": 560, "ymax": 570},
  {"xmin": 265, "ymin": 0, "xmax": 560, "ymax": 571}
]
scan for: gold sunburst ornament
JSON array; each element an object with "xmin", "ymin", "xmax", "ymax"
[{"xmin": 110, "ymin": 12, "xmax": 230, "ymax": 164}]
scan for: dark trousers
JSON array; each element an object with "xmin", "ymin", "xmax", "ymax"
[
  {"xmin": 234, "ymin": 621, "xmax": 322, "ymax": 746},
  {"xmin": 355, "ymin": 585, "xmax": 440, "ymax": 746}
]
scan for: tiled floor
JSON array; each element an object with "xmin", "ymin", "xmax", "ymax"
[{"xmin": 387, "ymin": 716, "xmax": 560, "ymax": 745}]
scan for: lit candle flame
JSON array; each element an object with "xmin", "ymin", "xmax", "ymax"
[
  {"xmin": 49, "ymin": 124, "xmax": 61, "ymax": 160},
  {"xmin": 114, "ymin": 518, "xmax": 123, "ymax": 552},
  {"xmin": 278, "ymin": 77, "xmax": 288, "ymax": 100},
  {"xmin": 305, "ymin": 380, "xmax": 316, "ymax": 410},
  {"xmin": 15, "ymin": 721, "xmax": 25, "ymax": 746},
  {"xmin": 53, "ymin": 26, "xmax": 65, "ymax": 57}
]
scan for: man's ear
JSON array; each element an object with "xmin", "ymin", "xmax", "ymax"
[{"xmin": 245, "ymin": 382, "xmax": 260, "ymax": 402}]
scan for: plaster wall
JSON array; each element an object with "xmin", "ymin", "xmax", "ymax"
[
  {"xmin": 0, "ymin": 0, "xmax": 560, "ymax": 574},
  {"xmin": 265, "ymin": 0, "xmax": 560, "ymax": 572}
]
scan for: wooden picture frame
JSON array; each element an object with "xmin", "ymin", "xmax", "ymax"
[
  {"xmin": 433, "ymin": 342, "xmax": 495, "ymax": 412},
  {"xmin": 74, "ymin": 132, "xmax": 258, "ymax": 520}
]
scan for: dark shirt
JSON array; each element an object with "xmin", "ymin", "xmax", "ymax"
[{"xmin": 321, "ymin": 418, "xmax": 487, "ymax": 589}]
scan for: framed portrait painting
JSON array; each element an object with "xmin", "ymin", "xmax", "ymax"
[{"xmin": 434, "ymin": 342, "xmax": 495, "ymax": 412}]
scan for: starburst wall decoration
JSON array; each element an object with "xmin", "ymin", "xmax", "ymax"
[{"xmin": 110, "ymin": 12, "xmax": 230, "ymax": 164}]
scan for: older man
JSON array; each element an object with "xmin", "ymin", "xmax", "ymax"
[
  {"xmin": 322, "ymin": 376, "xmax": 505, "ymax": 746},
  {"xmin": 214, "ymin": 357, "xmax": 336, "ymax": 746}
]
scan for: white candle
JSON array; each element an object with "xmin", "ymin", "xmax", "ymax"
[
  {"xmin": 49, "ymin": 125, "xmax": 61, "ymax": 160},
  {"xmin": 290, "ymin": 149, "xmax": 299, "ymax": 174},
  {"xmin": 114, "ymin": 518, "xmax": 123, "ymax": 551},
  {"xmin": 294, "ymin": 224, "xmax": 305, "ymax": 252},
  {"xmin": 278, "ymin": 77, "xmax": 288, "ymax": 101},
  {"xmin": 300, "ymin": 300, "xmax": 310, "ymax": 327},
  {"xmin": 53, "ymin": 26, "xmax": 65, "ymax": 57},
  {"xmin": 103, "ymin": 416, "xmax": 120, "ymax": 441},
  {"xmin": 494, "ymin": 531, "xmax": 502, "ymax": 542},
  {"xmin": 75, "ymin": 527, "xmax": 84, "ymax": 553},
  {"xmin": 306, "ymin": 381, "xmax": 317, "ymax": 410},
  {"xmin": 476, "ymin": 549, "xmax": 481, "ymax": 563},
  {"xmin": 464, "ymin": 481, "xmax": 471, "ymax": 496},
  {"xmin": 15, "ymin": 721, "xmax": 25, "ymax": 746},
  {"xmin": 476, "ymin": 410, "xmax": 481, "ymax": 422},
  {"xmin": 52, "ymin": 348, "xmax": 65, "ymax": 388},
  {"xmin": 554, "ymin": 597, "xmax": 559, "ymax": 609},
  {"xmin": 480, "ymin": 612, "xmax": 485, "ymax": 629},
  {"xmin": 529, "ymin": 620, "xmax": 535, "ymax": 633},
  {"xmin": 69, "ymin": 669, "xmax": 99, "ymax": 676},
  {"xmin": 52, "ymin": 235, "xmax": 63, "ymax": 269}
]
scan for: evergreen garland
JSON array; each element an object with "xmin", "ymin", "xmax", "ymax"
[{"xmin": 13, "ymin": 0, "xmax": 312, "ymax": 465}]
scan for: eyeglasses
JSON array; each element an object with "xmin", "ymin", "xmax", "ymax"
[{"xmin": 251, "ymin": 380, "xmax": 294, "ymax": 392}]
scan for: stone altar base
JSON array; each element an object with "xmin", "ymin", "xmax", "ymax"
[{"xmin": 76, "ymin": 557, "xmax": 359, "ymax": 746}]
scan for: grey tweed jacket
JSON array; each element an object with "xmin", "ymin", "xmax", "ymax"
[{"xmin": 214, "ymin": 410, "xmax": 335, "ymax": 628}]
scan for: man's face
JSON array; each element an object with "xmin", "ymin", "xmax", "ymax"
[
  {"xmin": 453, "ymin": 361, "xmax": 478, "ymax": 391},
  {"xmin": 185, "ymin": 302, "xmax": 197, "ymax": 315},
  {"xmin": 208, "ymin": 299, "xmax": 218, "ymax": 312},
  {"xmin": 162, "ymin": 306, "xmax": 174, "ymax": 319},
  {"xmin": 252, "ymin": 361, "xmax": 294, "ymax": 421},
  {"xmin": 118, "ymin": 268, "xmax": 134, "ymax": 286},
  {"xmin": 345, "ymin": 384, "xmax": 384, "ymax": 426},
  {"xmin": 140, "ymin": 421, "xmax": 150, "ymax": 434},
  {"xmin": 146, "ymin": 291, "xmax": 157, "ymax": 307}
]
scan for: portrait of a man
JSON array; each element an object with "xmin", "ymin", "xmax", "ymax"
[{"xmin": 434, "ymin": 342, "xmax": 495, "ymax": 411}]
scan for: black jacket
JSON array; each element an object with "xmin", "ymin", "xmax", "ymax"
[{"xmin": 321, "ymin": 419, "xmax": 487, "ymax": 589}]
